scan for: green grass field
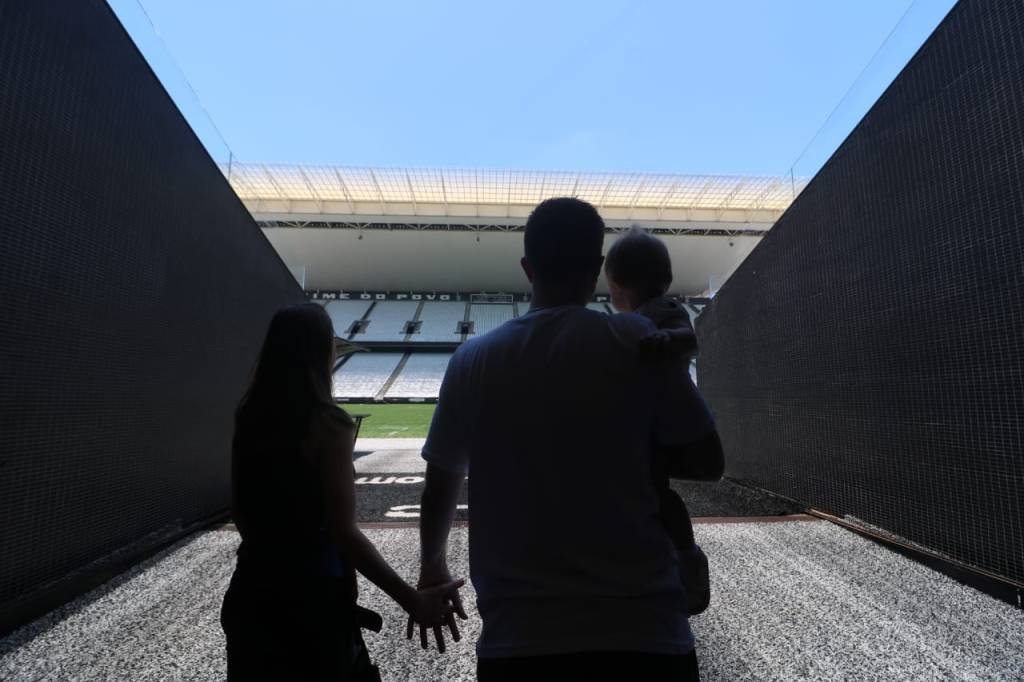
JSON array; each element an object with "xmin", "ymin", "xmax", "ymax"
[{"xmin": 339, "ymin": 403, "xmax": 436, "ymax": 438}]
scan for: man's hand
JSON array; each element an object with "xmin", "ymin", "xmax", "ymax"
[{"xmin": 406, "ymin": 567, "xmax": 469, "ymax": 653}]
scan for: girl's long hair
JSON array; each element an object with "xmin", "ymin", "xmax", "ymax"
[{"xmin": 235, "ymin": 303, "xmax": 346, "ymax": 446}]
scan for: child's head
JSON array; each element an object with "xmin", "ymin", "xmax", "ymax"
[{"xmin": 604, "ymin": 226, "xmax": 672, "ymax": 312}]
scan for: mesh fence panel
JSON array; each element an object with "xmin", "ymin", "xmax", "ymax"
[
  {"xmin": 697, "ymin": 0, "xmax": 1024, "ymax": 584},
  {"xmin": 0, "ymin": 0, "xmax": 304, "ymax": 628}
]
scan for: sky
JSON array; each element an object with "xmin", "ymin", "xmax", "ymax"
[{"xmin": 110, "ymin": 0, "xmax": 958, "ymax": 178}]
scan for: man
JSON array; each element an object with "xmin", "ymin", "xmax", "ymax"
[{"xmin": 413, "ymin": 198, "xmax": 724, "ymax": 680}]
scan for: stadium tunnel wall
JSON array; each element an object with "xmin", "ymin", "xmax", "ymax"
[
  {"xmin": 0, "ymin": 1, "xmax": 305, "ymax": 633},
  {"xmin": 697, "ymin": 0, "xmax": 1024, "ymax": 586}
]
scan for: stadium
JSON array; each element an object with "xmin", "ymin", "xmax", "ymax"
[
  {"xmin": 233, "ymin": 164, "xmax": 798, "ymax": 410},
  {"xmin": 1, "ymin": 1, "xmax": 1022, "ymax": 680}
]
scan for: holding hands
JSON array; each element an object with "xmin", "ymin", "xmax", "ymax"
[{"xmin": 405, "ymin": 566, "xmax": 469, "ymax": 653}]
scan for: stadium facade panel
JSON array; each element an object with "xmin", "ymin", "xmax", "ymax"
[
  {"xmin": 0, "ymin": 0, "xmax": 303, "ymax": 633},
  {"xmin": 698, "ymin": 0, "xmax": 1024, "ymax": 585}
]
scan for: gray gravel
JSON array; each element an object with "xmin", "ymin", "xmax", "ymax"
[
  {"xmin": 2, "ymin": 522, "xmax": 1021, "ymax": 681},
  {"xmin": 351, "ymin": 446, "xmax": 801, "ymax": 522}
]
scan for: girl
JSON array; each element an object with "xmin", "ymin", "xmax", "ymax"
[{"xmin": 221, "ymin": 303, "xmax": 464, "ymax": 679}]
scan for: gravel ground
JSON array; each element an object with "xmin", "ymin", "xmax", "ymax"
[
  {"xmin": 2, "ymin": 522, "xmax": 1021, "ymax": 681},
  {"xmin": 352, "ymin": 444, "xmax": 801, "ymax": 522}
]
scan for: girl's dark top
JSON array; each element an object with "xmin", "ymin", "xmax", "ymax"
[{"xmin": 231, "ymin": 408, "xmax": 353, "ymax": 590}]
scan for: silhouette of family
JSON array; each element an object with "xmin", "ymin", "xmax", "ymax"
[{"xmin": 221, "ymin": 197, "xmax": 724, "ymax": 680}]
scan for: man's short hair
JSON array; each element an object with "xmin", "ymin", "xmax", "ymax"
[
  {"xmin": 604, "ymin": 226, "xmax": 673, "ymax": 301},
  {"xmin": 524, "ymin": 198, "xmax": 605, "ymax": 284}
]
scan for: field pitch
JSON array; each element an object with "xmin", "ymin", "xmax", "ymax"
[{"xmin": 340, "ymin": 403, "xmax": 436, "ymax": 438}]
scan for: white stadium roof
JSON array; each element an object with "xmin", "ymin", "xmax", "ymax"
[
  {"xmin": 235, "ymin": 162, "xmax": 805, "ymax": 294},
  {"xmin": 226, "ymin": 163, "xmax": 804, "ymax": 224}
]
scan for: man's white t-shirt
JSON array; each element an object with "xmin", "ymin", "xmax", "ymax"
[{"xmin": 422, "ymin": 304, "xmax": 715, "ymax": 659}]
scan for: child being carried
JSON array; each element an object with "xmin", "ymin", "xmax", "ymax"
[{"xmin": 604, "ymin": 226, "xmax": 710, "ymax": 616}]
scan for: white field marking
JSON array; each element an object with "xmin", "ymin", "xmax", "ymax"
[
  {"xmin": 355, "ymin": 475, "xmax": 425, "ymax": 485},
  {"xmin": 385, "ymin": 504, "xmax": 468, "ymax": 518},
  {"xmin": 354, "ymin": 437, "xmax": 426, "ymax": 451},
  {"xmin": 353, "ymin": 450, "xmax": 427, "ymax": 474}
]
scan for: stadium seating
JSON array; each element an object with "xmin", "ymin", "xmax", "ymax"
[
  {"xmin": 357, "ymin": 301, "xmax": 420, "ymax": 341},
  {"xmin": 322, "ymin": 299, "xmax": 700, "ymax": 348},
  {"xmin": 325, "ymin": 300, "xmax": 372, "ymax": 337},
  {"xmin": 332, "ymin": 352, "xmax": 404, "ymax": 398},
  {"xmin": 320, "ymin": 298, "xmax": 706, "ymax": 399},
  {"xmin": 468, "ymin": 303, "xmax": 514, "ymax": 335},
  {"xmin": 415, "ymin": 301, "xmax": 466, "ymax": 342},
  {"xmin": 385, "ymin": 353, "xmax": 453, "ymax": 398}
]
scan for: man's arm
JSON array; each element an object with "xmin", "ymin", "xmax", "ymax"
[
  {"xmin": 660, "ymin": 429, "xmax": 724, "ymax": 481},
  {"xmin": 410, "ymin": 464, "xmax": 468, "ymax": 651},
  {"xmin": 653, "ymin": 351, "xmax": 724, "ymax": 481},
  {"xmin": 419, "ymin": 463, "xmax": 464, "ymax": 578},
  {"xmin": 418, "ymin": 351, "xmax": 470, "ymax": 575},
  {"xmin": 409, "ymin": 349, "xmax": 472, "ymax": 650}
]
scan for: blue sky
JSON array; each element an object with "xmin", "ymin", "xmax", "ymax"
[{"xmin": 111, "ymin": 0, "xmax": 957, "ymax": 177}]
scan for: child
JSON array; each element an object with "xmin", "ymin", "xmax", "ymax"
[{"xmin": 604, "ymin": 226, "xmax": 710, "ymax": 616}]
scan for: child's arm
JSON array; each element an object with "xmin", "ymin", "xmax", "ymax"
[
  {"xmin": 639, "ymin": 324, "xmax": 698, "ymax": 359},
  {"xmin": 639, "ymin": 304, "xmax": 699, "ymax": 359}
]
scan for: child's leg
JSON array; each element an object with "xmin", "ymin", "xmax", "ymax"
[
  {"xmin": 658, "ymin": 481, "xmax": 710, "ymax": 615},
  {"xmin": 658, "ymin": 484, "xmax": 695, "ymax": 549}
]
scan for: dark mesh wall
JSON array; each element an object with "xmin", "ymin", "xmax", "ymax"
[
  {"xmin": 0, "ymin": 0, "xmax": 304, "ymax": 628},
  {"xmin": 697, "ymin": 0, "xmax": 1024, "ymax": 585}
]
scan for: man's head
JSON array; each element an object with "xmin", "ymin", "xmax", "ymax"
[{"xmin": 522, "ymin": 197, "xmax": 605, "ymax": 304}]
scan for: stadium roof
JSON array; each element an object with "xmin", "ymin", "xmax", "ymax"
[{"xmin": 226, "ymin": 163, "xmax": 804, "ymax": 224}]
